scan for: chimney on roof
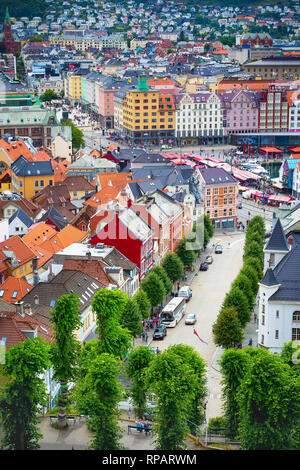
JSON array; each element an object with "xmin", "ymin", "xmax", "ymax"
[
  {"xmin": 24, "ymin": 303, "xmax": 32, "ymax": 316},
  {"xmin": 15, "ymin": 301, "xmax": 24, "ymax": 315},
  {"xmin": 288, "ymin": 235, "xmax": 293, "ymax": 250},
  {"xmin": 34, "ymin": 295, "xmax": 39, "ymax": 306},
  {"xmin": 87, "ymin": 250, "xmax": 92, "ymax": 261},
  {"xmin": 32, "ymin": 257, "xmax": 40, "ymax": 286}
]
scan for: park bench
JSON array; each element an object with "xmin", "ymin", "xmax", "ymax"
[{"xmin": 127, "ymin": 425, "xmax": 152, "ymax": 436}]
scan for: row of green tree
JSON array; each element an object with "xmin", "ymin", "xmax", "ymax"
[
  {"xmin": 0, "ymin": 289, "xmax": 207, "ymax": 450},
  {"xmin": 213, "ymin": 216, "xmax": 265, "ymax": 348},
  {"xmin": 219, "ymin": 343, "xmax": 300, "ymax": 449}
]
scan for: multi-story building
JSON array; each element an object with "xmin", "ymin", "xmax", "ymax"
[
  {"xmin": 221, "ymin": 89, "xmax": 259, "ymax": 137},
  {"xmin": 10, "ymin": 156, "xmax": 54, "ymax": 200},
  {"xmin": 175, "ymin": 92, "xmax": 224, "ymax": 145},
  {"xmin": 288, "ymin": 98, "xmax": 300, "ymax": 132},
  {"xmin": 0, "ymin": 8, "xmax": 21, "ymax": 54},
  {"xmin": 243, "ymin": 57, "xmax": 300, "ymax": 80},
  {"xmin": 259, "ymin": 86, "xmax": 289, "ymax": 133},
  {"xmin": 0, "ymin": 107, "xmax": 59, "ymax": 148},
  {"xmin": 238, "ymin": 33, "xmax": 273, "ymax": 48},
  {"xmin": 64, "ymin": 73, "xmax": 83, "ymax": 103},
  {"xmin": 90, "ymin": 205, "xmax": 154, "ymax": 280},
  {"xmin": 258, "ymin": 219, "xmax": 300, "ymax": 353},
  {"xmin": 198, "ymin": 167, "xmax": 238, "ymax": 230},
  {"xmin": 122, "ymin": 76, "xmax": 175, "ymax": 146}
]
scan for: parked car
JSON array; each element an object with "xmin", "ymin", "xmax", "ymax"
[
  {"xmin": 153, "ymin": 325, "xmax": 167, "ymax": 340},
  {"xmin": 200, "ymin": 262, "xmax": 208, "ymax": 271},
  {"xmin": 185, "ymin": 313, "xmax": 197, "ymax": 325},
  {"xmin": 206, "ymin": 256, "xmax": 213, "ymax": 264},
  {"xmin": 178, "ymin": 286, "xmax": 192, "ymax": 301},
  {"xmin": 215, "ymin": 245, "xmax": 223, "ymax": 254}
]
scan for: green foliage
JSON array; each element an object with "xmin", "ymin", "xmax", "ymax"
[
  {"xmin": 232, "ymin": 273, "xmax": 255, "ymax": 310},
  {"xmin": 243, "ymin": 241, "xmax": 264, "ymax": 267},
  {"xmin": 175, "ymin": 238, "xmax": 195, "ymax": 266},
  {"xmin": 74, "ymin": 352, "xmax": 123, "ymax": 450},
  {"xmin": 40, "ymin": 89, "xmax": 59, "ymax": 102},
  {"xmin": 91, "ymin": 289, "xmax": 132, "ymax": 358},
  {"xmin": 204, "ymin": 214, "xmax": 214, "ymax": 239},
  {"xmin": 0, "ymin": 1, "xmax": 48, "ymax": 21},
  {"xmin": 220, "ymin": 349, "xmax": 251, "ymax": 439},
  {"xmin": 168, "ymin": 345, "xmax": 207, "ymax": 435},
  {"xmin": 213, "ymin": 307, "xmax": 244, "ymax": 349},
  {"xmin": 151, "ymin": 265, "xmax": 173, "ymax": 295},
  {"xmin": 239, "ymin": 264, "xmax": 259, "ymax": 295},
  {"xmin": 62, "ymin": 119, "xmax": 85, "ymax": 150},
  {"xmin": 126, "ymin": 346, "xmax": 154, "ymax": 418},
  {"xmin": 146, "ymin": 347, "xmax": 198, "ymax": 450},
  {"xmin": 120, "ymin": 298, "xmax": 143, "ymax": 338},
  {"xmin": 140, "ymin": 272, "xmax": 166, "ymax": 310},
  {"xmin": 133, "ymin": 290, "xmax": 150, "ymax": 319},
  {"xmin": 222, "ymin": 287, "xmax": 250, "ymax": 327},
  {"xmin": 161, "ymin": 252, "xmax": 184, "ymax": 283},
  {"xmin": 50, "ymin": 293, "xmax": 81, "ymax": 383},
  {"xmin": 0, "ymin": 338, "xmax": 50, "ymax": 450},
  {"xmin": 238, "ymin": 349, "xmax": 300, "ymax": 450},
  {"xmin": 243, "ymin": 257, "xmax": 263, "ymax": 281},
  {"xmin": 207, "ymin": 416, "xmax": 227, "ymax": 434},
  {"xmin": 281, "ymin": 341, "xmax": 300, "ymax": 372}
]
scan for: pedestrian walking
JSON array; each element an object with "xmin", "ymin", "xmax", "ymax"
[
  {"xmin": 253, "ymin": 313, "xmax": 257, "ymax": 323},
  {"xmin": 145, "ymin": 333, "xmax": 148, "ymax": 343},
  {"xmin": 248, "ymin": 338, "xmax": 253, "ymax": 347},
  {"xmin": 156, "ymin": 347, "xmax": 160, "ymax": 355},
  {"xmin": 141, "ymin": 331, "xmax": 146, "ymax": 342}
]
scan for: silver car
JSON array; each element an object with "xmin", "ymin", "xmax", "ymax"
[{"xmin": 185, "ymin": 313, "xmax": 196, "ymax": 325}]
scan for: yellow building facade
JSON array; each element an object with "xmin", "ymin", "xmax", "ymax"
[{"xmin": 122, "ymin": 78, "xmax": 175, "ymax": 146}]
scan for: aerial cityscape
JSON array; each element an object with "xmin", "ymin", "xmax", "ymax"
[{"xmin": 0, "ymin": 0, "xmax": 299, "ymax": 454}]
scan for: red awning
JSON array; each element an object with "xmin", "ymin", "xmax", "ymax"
[
  {"xmin": 268, "ymin": 195, "xmax": 293, "ymax": 203},
  {"xmin": 259, "ymin": 147, "xmax": 283, "ymax": 153},
  {"xmin": 290, "ymin": 147, "xmax": 300, "ymax": 152}
]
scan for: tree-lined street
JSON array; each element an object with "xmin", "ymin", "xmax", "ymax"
[{"xmin": 153, "ymin": 232, "xmax": 245, "ymax": 421}]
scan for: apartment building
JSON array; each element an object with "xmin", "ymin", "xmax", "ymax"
[
  {"xmin": 198, "ymin": 167, "xmax": 238, "ymax": 230},
  {"xmin": 175, "ymin": 92, "xmax": 224, "ymax": 145},
  {"xmin": 259, "ymin": 86, "xmax": 289, "ymax": 133},
  {"xmin": 122, "ymin": 76, "xmax": 175, "ymax": 146}
]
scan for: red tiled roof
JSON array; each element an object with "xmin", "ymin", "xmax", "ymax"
[
  {"xmin": 63, "ymin": 258, "xmax": 117, "ymax": 287},
  {"xmin": 0, "ymin": 276, "xmax": 33, "ymax": 303},
  {"xmin": 0, "ymin": 311, "xmax": 53, "ymax": 349},
  {"xmin": 0, "ymin": 235, "xmax": 36, "ymax": 268}
]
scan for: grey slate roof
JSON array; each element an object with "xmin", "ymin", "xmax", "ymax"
[
  {"xmin": 260, "ymin": 268, "xmax": 279, "ymax": 287},
  {"xmin": 21, "ymin": 269, "xmax": 105, "ymax": 320},
  {"xmin": 38, "ymin": 205, "xmax": 68, "ymax": 230},
  {"xmin": 265, "ymin": 219, "xmax": 290, "ymax": 252},
  {"xmin": 199, "ymin": 167, "xmax": 237, "ymax": 185},
  {"xmin": 268, "ymin": 232, "xmax": 300, "ymax": 302},
  {"xmin": 9, "ymin": 208, "xmax": 34, "ymax": 228},
  {"xmin": 11, "ymin": 156, "xmax": 54, "ymax": 177}
]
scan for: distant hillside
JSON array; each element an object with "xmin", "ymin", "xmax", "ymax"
[{"xmin": 0, "ymin": 0, "xmax": 48, "ymax": 22}]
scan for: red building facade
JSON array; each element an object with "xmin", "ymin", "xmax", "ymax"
[{"xmin": 0, "ymin": 9, "xmax": 21, "ymax": 55}]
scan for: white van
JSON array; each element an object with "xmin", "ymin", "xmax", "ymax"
[{"xmin": 178, "ymin": 286, "xmax": 192, "ymax": 301}]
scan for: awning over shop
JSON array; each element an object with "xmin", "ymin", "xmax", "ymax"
[
  {"xmin": 290, "ymin": 147, "xmax": 300, "ymax": 153},
  {"xmin": 268, "ymin": 195, "xmax": 293, "ymax": 203},
  {"xmin": 259, "ymin": 147, "xmax": 283, "ymax": 153}
]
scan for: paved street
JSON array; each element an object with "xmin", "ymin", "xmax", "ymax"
[{"xmin": 152, "ymin": 231, "xmax": 245, "ymax": 421}]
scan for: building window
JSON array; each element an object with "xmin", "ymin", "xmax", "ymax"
[
  {"xmin": 292, "ymin": 328, "xmax": 300, "ymax": 341},
  {"xmin": 275, "ymin": 330, "xmax": 279, "ymax": 339},
  {"xmin": 261, "ymin": 314, "xmax": 265, "ymax": 325},
  {"xmin": 34, "ymin": 180, "xmax": 39, "ymax": 187},
  {"xmin": 261, "ymin": 334, "xmax": 264, "ymax": 345},
  {"xmin": 276, "ymin": 310, "xmax": 280, "ymax": 318},
  {"xmin": 293, "ymin": 311, "xmax": 300, "ymax": 321}
]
